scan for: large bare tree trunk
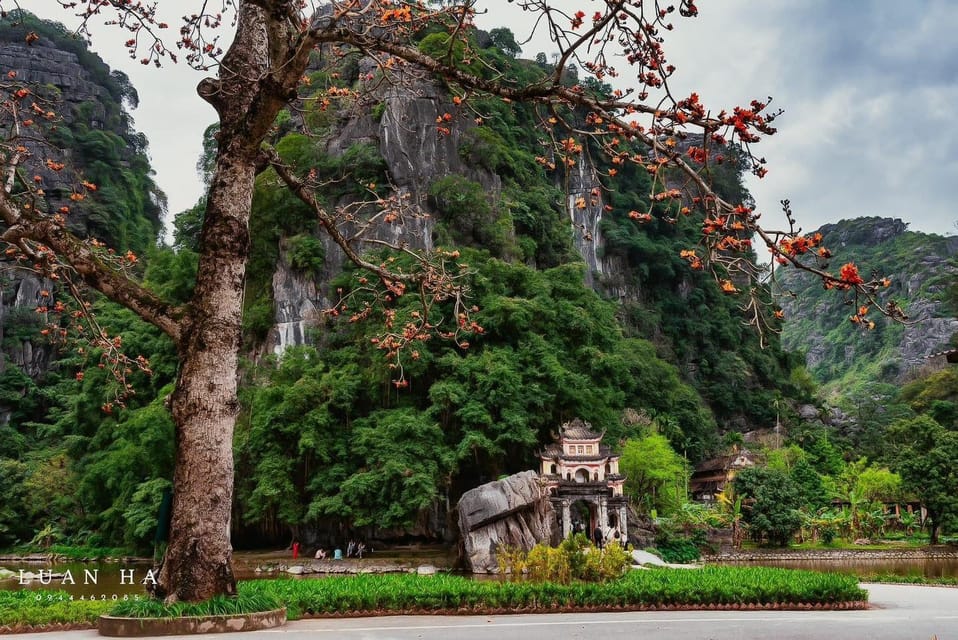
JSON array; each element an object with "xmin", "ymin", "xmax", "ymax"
[
  {"xmin": 151, "ymin": 1, "xmax": 295, "ymax": 602},
  {"xmin": 153, "ymin": 153, "xmax": 254, "ymax": 601}
]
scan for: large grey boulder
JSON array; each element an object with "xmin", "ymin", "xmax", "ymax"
[{"xmin": 457, "ymin": 471, "xmax": 557, "ymax": 573}]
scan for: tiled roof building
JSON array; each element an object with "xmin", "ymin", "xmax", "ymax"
[{"xmin": 538, "ymin": 418, "xmax": 628, "ymax": 540}]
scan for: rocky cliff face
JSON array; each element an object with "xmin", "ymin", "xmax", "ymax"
[
  {"xmin": 0, "ymin": 20, "xmax": 159, "ymax": 423},
  {"xmin": 0, "ymin": 35, "xmax": 125, "ymax": 238},
  {"xmin": 0, "ymin": 34, "xmax": 105, "ymax": 403},
  {"xmin": 267, "ymin": 69, "xmax": 483, "ymax": 353},
  {"xmin": 779, "ymin": 217, "xmax": 958, "ymax": 386},
  {"xmin": 265, "ymin": 63, "xmax": 639, "ymax": 354},
  {"xmin": 1, "ymin": 41, "xmax": 108, "ymax": 115}
]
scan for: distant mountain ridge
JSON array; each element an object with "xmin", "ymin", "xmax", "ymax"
[{"xmin": 778, "ymin": 217, "xmax": 958, "ymax": 392}]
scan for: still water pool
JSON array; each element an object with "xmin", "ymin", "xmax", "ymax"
[{"xmin": 0, "ymin": 559, "xmax": 154, "ymax": 598}]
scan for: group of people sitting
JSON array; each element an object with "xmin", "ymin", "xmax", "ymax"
[{"xmin": 313, "ymin": 539, "xmax": 367, "ymax": 560}]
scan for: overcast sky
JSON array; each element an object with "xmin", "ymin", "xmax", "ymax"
[{"xmin": 23, "ymin": 0, "xmax": 957, "ymax": 240}]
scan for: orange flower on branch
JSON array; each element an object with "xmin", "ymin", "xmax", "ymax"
[
  {"xmin": 839, "ymin": 262, "xmax": 864, "ymax": 285},
  {"xmin": 680, "ymin": 249, "xmax": 703, "ymax": 270}
]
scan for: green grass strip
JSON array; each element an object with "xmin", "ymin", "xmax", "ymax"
[
  {"xmin": 110, "ymin": 592, "xmax": 280, "ymax": 618},
  {"xmin": 0, "ymin": 590, "xmax": 112, "ymax": 626},
  {"xmin": 240, "ymin": 567, "xmax": 865, "ymax": 619},
  {"xmin": 858, "ymin": 573, "xmax": 958, "ymax": 586},
  {"xmin": 0, "ymin": 567, "xmax": 866, "ymax": 627}
]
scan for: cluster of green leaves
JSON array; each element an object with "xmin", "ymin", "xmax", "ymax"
[
  {"xmin": 0, "ymin": 272, "xmax": 180, "ymax": 551},
  {"xmin": 48, "ymin": 118, "xmax": 163, "ymax": 256},
  {"xmin": 496, "ymin": 535, "xmax": 632, "ymax": 583},
  {"xmin": 595, "ymin": 146, "xmax": 802, "ymax": 429},
  {"xmin": 653, "ymin": 527, "xmax": 709, "ymax": 563},
  {"xmin": 110, "ymin": 592, "xmax": 280, "ymax": 618},
  {"xmin": 734, "ymin": 467, "xmax": 805, "ymax": 546},
  {"xmin": 235, "ymin": 253, "xmax": 717, "ymax": 537},
  {"xmin": 886, "ymin": 415, "xmax": 958, "ymax": 543},
  {"xmin": 619, "ymin": 430, "xmax": 689, "ymax": 515},
  {"xmin": 429, "ymin": 175, "xmax": 513, "ymax": 259},
  {"xmin": 0, "ymin": 590, "xmax": 111, "ymax": 627},
  {"xmin": 238, "ymin": 567, "xmax": 864, "ymax": 616},
  {"xmin": 715, "ymin": 436, "xmax": 928, "ymax": 547}
]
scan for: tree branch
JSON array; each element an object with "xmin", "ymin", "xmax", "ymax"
[
  {"xmin": 0, "ymin": 196, "xmax": 186, "ymax": 343},
  {"xmin": 261, "ymin": 146, "xmax": 421, "ymax": 287}
]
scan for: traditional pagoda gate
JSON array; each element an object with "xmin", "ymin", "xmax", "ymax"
[{"xmin": 538, "ymin": 418, "xmax": 628, "ymax": 540}]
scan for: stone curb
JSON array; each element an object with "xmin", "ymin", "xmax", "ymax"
[
  {"xmin": 96, "ymin": 607, "xmax": 286, "ymax": 637},
  {"xmin": 301, "ymin": 601, "xmax": 869, "ymax": 617},
  {"xmin": 703, "ymin": 549, "xmax": 958, "ymax": 562}
]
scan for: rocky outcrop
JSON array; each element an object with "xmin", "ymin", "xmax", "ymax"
[
  {"xmin": 0, "ymin": 24, "xmax": 153, "ymax": 396},
  {"xmin": 266, "ymin": 65, "xmax": 494, "ymax": 354},
  {"xmin": 264, "ymin": 58, "xmax": 644, "ymax": 354},
  {"xmin": 457, "ymin": 471, "xmax": 557, "ymax": 573},
  {"xmin": 0, "ymin": 36, "xmax": 121, "ymax": 237},
  {"xmin": 816, "ymin": 217, "xmax": 908, "ymax": 249},
  {"xmin": 0, "ymin": 40, "xmax": 108, "ymax": 117},
  {"xmin": 779, "ymin": 217, "xmax": 958, "ymax": 384},
  {"xmin": 0, "ymin": 273, "xmax": 56, "ymax": 377}
]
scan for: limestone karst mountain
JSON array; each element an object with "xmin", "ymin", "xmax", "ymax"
[{"xmin": 777, "ymin": 217, "xmax": 958, "ymax": 393}]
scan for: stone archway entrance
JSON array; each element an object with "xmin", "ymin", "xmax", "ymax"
[{"xmin": 569, "ymin": 499, "xmax": 596, "ymax": 537}]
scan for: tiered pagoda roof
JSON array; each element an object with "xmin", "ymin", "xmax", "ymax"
[{"xmin": 561, "ymin": 418, "xmax": 603, "ymax": 440}]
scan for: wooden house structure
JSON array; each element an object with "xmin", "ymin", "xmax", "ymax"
[{"xmin": 689, "ymin": 448, "xmax": 758, "ymax": 503}]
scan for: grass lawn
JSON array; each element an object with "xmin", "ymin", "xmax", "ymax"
[{"xmin": 0, "ymin": 566, "xmax": 867, "ymax": 630}]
